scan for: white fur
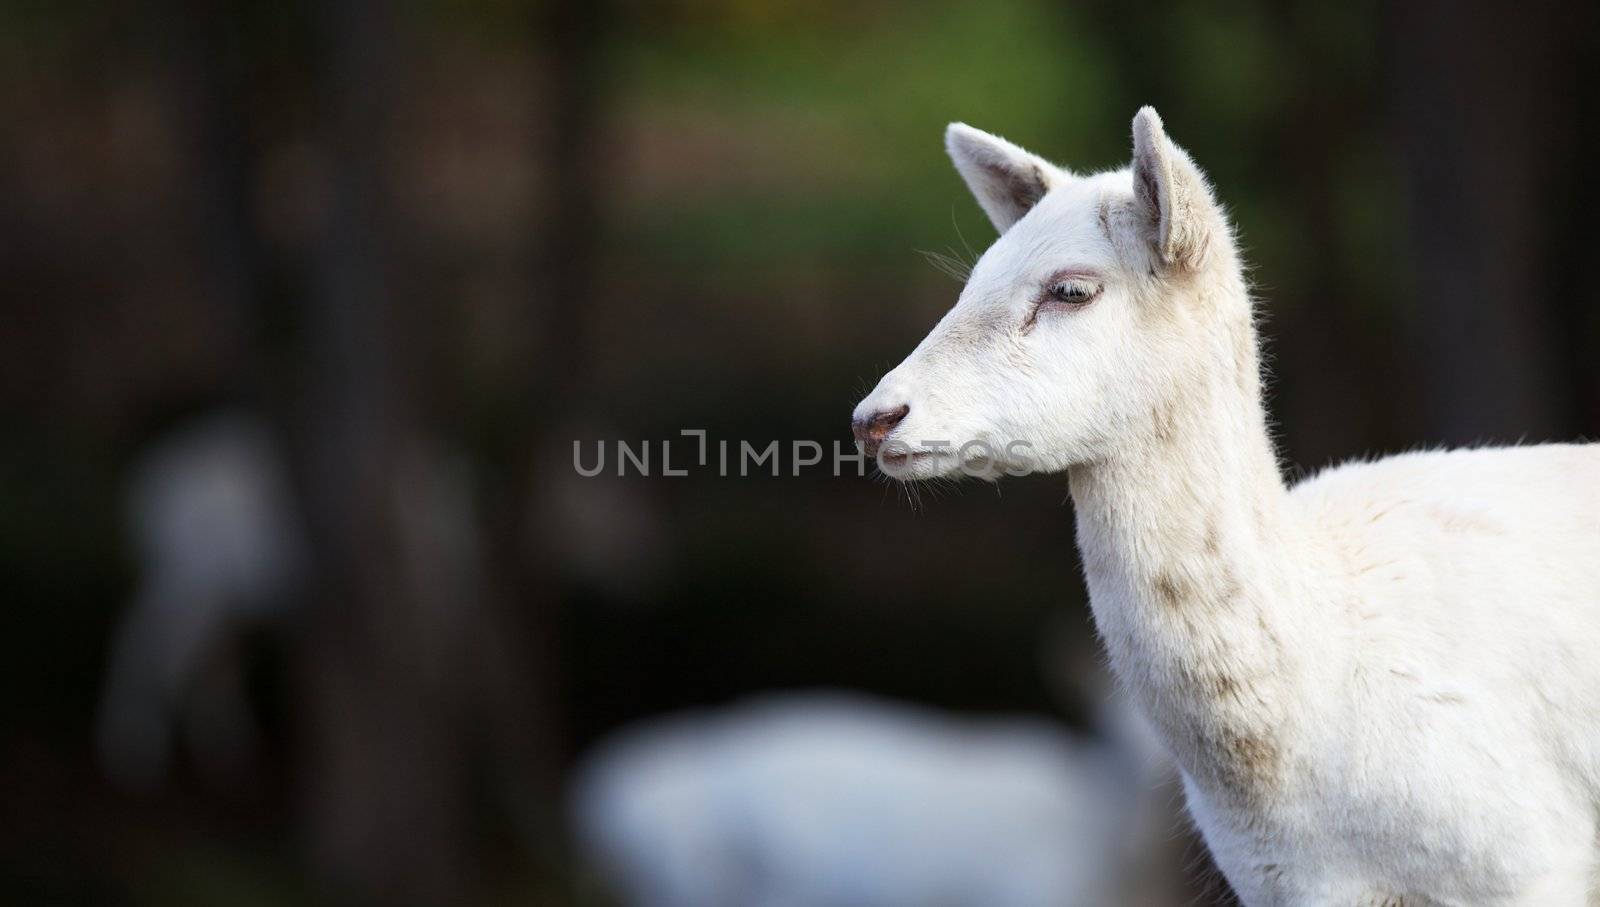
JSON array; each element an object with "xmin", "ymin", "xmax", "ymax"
[{"xmin": 855, "ymin": 107, "xmax": 1600, "ymax": 905}]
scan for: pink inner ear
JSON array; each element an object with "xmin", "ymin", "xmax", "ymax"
[
  {"xmin": 1134, "ymin": 155, "xmax": 1164, "ymax": 229},
  {"xmin": 981, "ymin": 160, "xmax": 1047, "ymax": 214}
]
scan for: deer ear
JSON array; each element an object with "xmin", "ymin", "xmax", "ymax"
[
  {"xmin": 1130, "ymin": 107, "xmax": 1215, "ymax": 269},
  {"xmin": 946, "ymin": 123, "xmax": 1060, "ymax": 233}
]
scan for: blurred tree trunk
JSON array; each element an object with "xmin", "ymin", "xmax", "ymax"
[
  {"xmin": 470, "ymin": 0, "xmax": 612, "ymax": 841},
  {"xmin": 1388, "ymin": 0, "xmax": 1576, "ymax": 444},
  {"xmin": 169, "ymin": 1, "xmax": 474, "ymax": 900},
  {"xmin": 175, "ymin": 0, "xmax": 267, "ymax": 402},
  {"xmin": 287, "ymin": 0, "xmax": 609, "ymax": 898},
  {"xmin": 295, "ymin": 2, "xmax": 472, "ymax": 902},
  {"xmin": 537, "ymin": 0, "xmax": 605, "ymax": 383}
]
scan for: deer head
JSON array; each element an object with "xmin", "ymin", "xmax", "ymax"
[{"xmin": 852, "ymin": 107, "xmax": 1247, "ymax": 480}]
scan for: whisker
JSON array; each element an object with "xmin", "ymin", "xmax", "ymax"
[
  {"xmin": 916, "ymin": 248, "xmax": 972, "ymax": 284},
  {"xmin": 951, "ymin": 204, "xmax": 980, "ymax": 263}
]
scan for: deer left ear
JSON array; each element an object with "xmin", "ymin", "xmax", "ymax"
[
  {"xmin": 946, "ymin": 123, "xmax": 1062, "ymax": 234},
  {"xmin": 1131, "ymin": 107, "xmax": 1216, "ymax": 269}
]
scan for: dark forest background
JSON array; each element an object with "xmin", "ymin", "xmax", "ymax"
[{"xmin": 3, "ymin": 0, "xmax": 1597, "ymax": 904}]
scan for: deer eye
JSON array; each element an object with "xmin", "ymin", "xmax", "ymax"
[{"xmin": 1042, "ymin": 276, "xmax": 1101, "ymax": 307}]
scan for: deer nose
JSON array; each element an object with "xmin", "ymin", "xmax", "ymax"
[{"xmin": 852, "ymin": 404, "xmax": 909, "ymax": 453}]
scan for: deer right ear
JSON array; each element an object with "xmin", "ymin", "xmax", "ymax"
[
  {"xmin": 1130, "ymin": 107, "xmax": 1215, "ymax": 269},
  {"xmin": 946, "ymin": 123, "xmax": 1059, "ymax": 234}
]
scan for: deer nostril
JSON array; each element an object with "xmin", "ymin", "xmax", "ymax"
[
  {"xmin": 852, "ymin": 404, "xmax": 910, "ymax": 447},
  {"xmin": 872, "ymin": 404, "xmax": 910, "ymax": 433}
]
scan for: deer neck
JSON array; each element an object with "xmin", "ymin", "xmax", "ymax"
[{"xmin": 1067, "ymin": 309, "xmax": 1335, "ymax": 807}]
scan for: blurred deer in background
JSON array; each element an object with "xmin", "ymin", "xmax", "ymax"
[
  {"xmin": 95, "ymin": 413, "xmax": 492, "ymax": 793},
  {"xmin": 570, "ymin": 691, "xmax": 1184, "ymax": 907},
  {"xmin": 96, "ymin": 414, "xmax": 306, "ymax": 789},
  {"xmin": 853, "ymin": 107, "xmax": 1600, "ymax": 904}
]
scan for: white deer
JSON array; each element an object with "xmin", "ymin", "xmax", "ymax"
[
  {"xmin": 852, "ymin": 107, "xmax": 1600, "ymax": 905},
  {"xmin": 570, "ymin": 691, "xmax": 1180, "ymax": 907}
]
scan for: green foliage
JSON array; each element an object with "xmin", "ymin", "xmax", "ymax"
[{"xmin": 607, "ymin": 0, "xmax": 1127, "ymax": 269}]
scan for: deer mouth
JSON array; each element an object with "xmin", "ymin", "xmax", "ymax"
[
  {"xmin": 877, "ymin": 442, "xmax": 1024, "ymax": 482},
  {"xmin": 878, "ymin": 450, "xmax": 927, "ymax": 467},
  {"xmin": 877, "ymin": 446, "xmax": 974, "ymax": 481},
  {"xmin": 875, "ymin": 447, "xmax": 941, "ymax": 480}
]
